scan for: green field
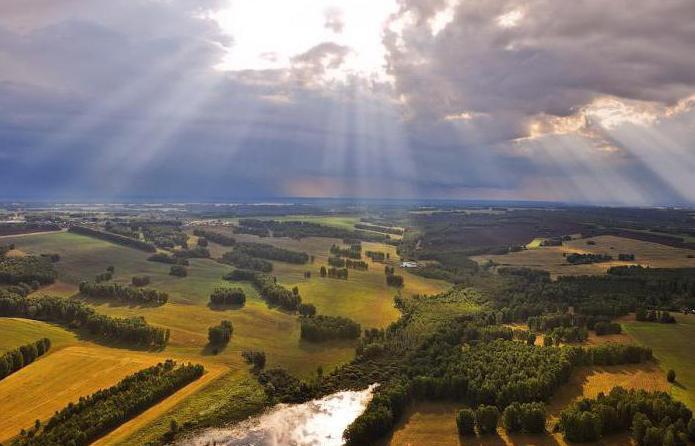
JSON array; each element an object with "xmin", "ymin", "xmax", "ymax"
[
  {"xmin": 1, "ymin": 227, "xmax": 449, "ymax": 444},
  {"xmin": 623, "ymin": 314, "xmax": 695, "ymax": 409}
]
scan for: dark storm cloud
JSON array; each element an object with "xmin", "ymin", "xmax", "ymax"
[{"xmin": 0, "ymin": 0, "xmax": 694, "ymax": 203}]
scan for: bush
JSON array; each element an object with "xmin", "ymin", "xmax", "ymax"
[
  {"xmin": 386, "ymin": 274, "xmax": 404, "ymax": 287},
  {"xmin": 241, "ymin": 350, "xmax": 266, "ymax": 370},
  {"xmin": 208, "ymin": 320, "xmax": 233, "ymax": 345},
  {"xmin": 131, "ymin": 276, "xmax": 151, "ymax": 287},
  {"xmin": 667, "ymin": 369, "xmax": 676, "ymax": 383},
  {"xmin": 298, "ymin": 303, "xmax": 317, "ymax": 317},
  {"xmin": 457, "ymin": 408, "xmax": 475, "ymax": 435},
  {"xmin": 169, "ymin": 265, "xmax": 187, "ymax": 277},
  {"xmin": 476, "ymin": 405, "xmax": 500, "ymax": 434}
]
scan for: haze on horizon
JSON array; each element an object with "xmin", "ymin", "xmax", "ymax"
[{"xmin": 1, "ymin": 0, "xmax": 695, "ymax": 206}]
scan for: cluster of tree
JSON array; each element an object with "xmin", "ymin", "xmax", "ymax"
[
  {"xmin": 169, "ymin": 265, "xmax": 188, "ymax": 277},
  {"xmin": 94, "ymin": 270, "xmax": 113, "ymax": 283},
  {"xmin": 0, "ymin": 255, "xmax": 56, "ymax": 285},
  {"xmin": 78, "ymin": 281, "xmax": 169, "ymax": 305},
  {"xmin": 565, "ymin": 253, "xmax": 613, "ymax": 264},
  {"xmin": 346, "ymin": 259, "xmax": 368, "ymax": 270},
  {"xmin": 173, "ymin": 246, "xmax": 210, "ymax": 259},
  {"xmin": 224, "ymin": 269, "xmax": 301, "ymax": 311},
  {"xmin": 13, "ymin": 360, "xmax": 203, "ymax": 446},
  {"xmin": 386, "ymin": 274, "xmax": 404, "ymax": 287},
  {"xmin": 69, "ymin": 225, "xmax": 156, "ymax": 252},
  {"xmin": 221, "ymin": 251, "xmax": 273, "ymax": 272},
  {"xmin": 354, "ymin": 223, "xmax": 404, "ymax": 235},
  {"xmin": 131, "ymin": 275, "xmax": 150, "ymax": 287},
  {"xmin": 321, "ymin": 266, "xmax": 348, "ymax": 279},
  {"xmin": 234, "ymin": 242, "xmax": 309, "ymax": 264},
  {"xmin": 636, "ymin": 308, "xmax": 677, "ymax": 323},
  {"xmin": 300, "ymin": 315, "xmax": 361, "ymax": 342},
  {"xmin": 241, "ymin": 350, "xmax": 266, "ymax": 371},
  {"xmin": 594, "ymin": 321, "xmax": 622, "ymax": 335},
  {"xmin": 0, "ymin": 293, "xmax": 170, "ymax": 347},
  {"xmin": 328, "ymin": 256, "xmax": 345, "ymax": 267},
  {"xmin": 197, "ymin": 237, "xmax": 208, "ymax": 247},
  {"xmin": 541, "ymin": 238, "xmax": 565, "ymax": 246},
  {"xmin": 209, "ymin": 287, "xmax": 246, "ymax": 306},
  {"xmin": 147, "ymin": 253, "xmax": 189, "ymax": 266},
  {"xmin": 140, "ymin": 224, "xmax": 188, "ymax": 249},
  {"xmin": 543, "ymin": 326, "xmax": 588, "ymax": 344},
  {"xmin": 192, "ymin": 228, "xmax": 236, "ymax": 246},
  {"xmin": 558, "ymin": 386, "xmax": 693, "ymax": 443},
  {"xmin": 0, "ymin": 338, "xmax": 51, "ymax": 381},
  {"xmin": 618, "ymin": 253, "xmax": 636, "ymax": 261},
  {"xmin": 208, "ymin": 320, "xmax": 233, "ymax": 345},
  {"xmin": 502, "ymin": 402, "xmax": 546, "ymax": 433},
  {"xmin": 365, "ymin": 251, "xmax": 388, "ymax": 262},
  {"xmin": 344, "ymin": 381, "xmax": 411, "ymax": 445},
  {"xmin": 236, "ymin": 219, "xmax": 390, "ymax": 242},
  {"xmin": 257, "ymin": 367, "xmax": 315, "ymax": 403},
  {"xmin": 330, "ymin": 244, "xmax": 362, "ymax": 259},
  {"xmin": 104, "ymin": 221, "xmax": 140, "ymax": 239},
  {"xmin": 455, "ymin": 405, "xmax": 506, "ymax": 435},
  {"xmin": 298, "ymin": 303, "xmax": 317, "ymax": 317}
]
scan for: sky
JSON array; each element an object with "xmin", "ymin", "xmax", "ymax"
[{"xmin": 1, "ymin": 0, "xmax": 695, "ymax": 205}]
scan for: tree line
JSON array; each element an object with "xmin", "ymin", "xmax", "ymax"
[
  {"xmin": 209, "ymin": 287, "xmax": 246, "ymax": 306},
  {"xmin": 224, "ymin": 269, "xmax": 301, "ymax": 311},
  {"xmin": 13, "ymin": 360, "xmax": 203, "ymax": 446},
  {"xmin": 0, "ymin": 338, "xmax": 51, "ymax": 381},
  {"xmin": 192, "ymin": 228, "xmax": 236, "ymax": 246},
  {"xmin": 354, "ymin": 223, "xmax": 404, "ymax": 235},
  {"xmin": 147, "ymin": 253, "xmax": 189, "ymax": 266},
  {"xmin": 69, "ymin": 225, "xmax": 156, "ymax": 252},
  {"xmin": 330, "ymin": 244, "xmax": 362, "ymax": 259},
  {"xmin": 300, "ymin": 315, "xmax": 361, "ymax": 342},
  {"xmin": 78, "ymin": 281, "xmax": 169, "ymax": 305},
  {"xmin": 0, "ymin": 292, "xmax": 169, "ymax": 347},
  {"xmin": 221, "ymin": 250, "xmax": 273, "ymax": 272},
  {"xmin": 236, "ymin": 219, "xmax": 390, "ymax": 242},
  {"xmin": 234, "ymin": 242, "xmax": 309, "ymax": 264}
]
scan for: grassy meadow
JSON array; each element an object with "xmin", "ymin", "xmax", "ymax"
[
  {"xmin": 623, "ymin": 314, "xmax": 695, "ymax": 409},
  {"xmin": 473, "ymin": 235, "xmax": 695, "ymax": 277},
  {"xmin": 0, "ymin": 225, "xmax": 448, "ymax": 444}
]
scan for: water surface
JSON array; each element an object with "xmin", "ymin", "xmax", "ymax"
[{"xmin": 178, "ymin": 385, "xmax": 376, "ymax": 446}]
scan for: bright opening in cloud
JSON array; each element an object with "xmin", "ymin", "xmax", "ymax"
[{"xmin": 211, "ymin": 0, "xmax": 399, "ymax": 82}]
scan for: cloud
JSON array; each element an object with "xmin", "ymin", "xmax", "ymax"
[{"xmin": 0, "ymin": 0, "xmax": 694, "ymax": 205}]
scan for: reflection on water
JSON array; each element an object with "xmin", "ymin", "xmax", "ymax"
[{"xmin": 177, "ymin": 385, "xmax": 376, "ymax": 446}]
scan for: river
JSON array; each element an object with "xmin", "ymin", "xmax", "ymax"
[{"xmin": 176, "ymin": 385, "xmax": 376, "ymax": 446}]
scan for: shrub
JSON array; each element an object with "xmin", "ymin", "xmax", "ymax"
[
  {"xmin": 208, "ymin": 320, "xmax": 233, "ymax": 345},
  {"xmin": 667, "ymin": 369, "xmax": 676, "ymax": 383},
  {"xmin": 169, "ymin": 265, "xmax": 187, "ymax": 277},
  {"xmin": 476, "ymin": 405, "xmax": 500, "ymax": 434},
  {"xmin": 456, "ymin": 408, "xmax": 475, "ymax": 435}
]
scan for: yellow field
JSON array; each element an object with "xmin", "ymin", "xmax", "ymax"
[
  {"xmin": 473, "ymin": 235, "xmax": 695, "ymax": 277},
  {"xmin": 0, "ymin": 342, "xmax": 166, "ymax": 443}
]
